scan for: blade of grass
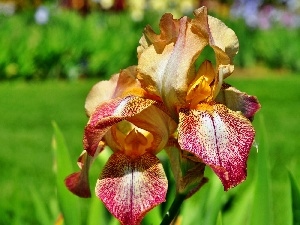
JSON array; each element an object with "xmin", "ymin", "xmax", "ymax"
[
  {"xmin": 216, "ymin": 211, "xmax": 223, "ymax": 225},
  {"xmin": 29, "ymin": 186, "xmax": 52, "ymax": 225},
  {"xmin": 142, "ymin": 203, "xmax": 162, "ymax": 225},
  {"xmin": 288, "ymin": 171, "xmax": 300, "ymax": 225},
  {"xmin": 52, "ymin": 121, "xmax": 81, "ymax": 225},
  {"xmin": 250, "ymin": 114, "xmax": 272, "ymax": 225},
  {"xmin": 87, "ymin": 195, "xmax": 109, "ymax": 225}
]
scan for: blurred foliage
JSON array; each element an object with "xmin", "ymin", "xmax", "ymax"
[
  {"xmin": 225, "ymin": 18, "xmax": 300, "ymax": 72},
  {"xmin": 0, "ymin": 6, "xmax": 300, "ymax": 81},
  {"xmin": 0, "ymin": 9, "xmax": 156, "ymax": 80}
]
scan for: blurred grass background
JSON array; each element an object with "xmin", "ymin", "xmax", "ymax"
[{"xmin": 1, "ymin": 0, "xmax": 300, "ymax": 224}]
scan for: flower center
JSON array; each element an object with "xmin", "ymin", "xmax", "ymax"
[
  {"xmin": 124, "ymin": 128, "xmax": 154, "ymax": 158},
  {"xmin": 186, "ymin": 61, "xmax": 216, "ymax": 109}
]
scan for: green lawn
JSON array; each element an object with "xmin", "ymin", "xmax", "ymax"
[{"xmin": 0, "ymin": 73, "xmax": 299, "ymax": 225}]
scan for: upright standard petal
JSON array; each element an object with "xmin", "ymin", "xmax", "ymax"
[
  {"xmin": 138, "ymin": 15, "xmax": 207, "ymax": 115},
  {"xmin": 178, "ymin": 103, "xmax": 255, "ymax": 190},
  {"xmin": 96, "ymin": 152, "xmax": 168, "ymax": 225},
  {"xmin": 137, "ymin": 7, "xmax": 239, "ymax": 117}
]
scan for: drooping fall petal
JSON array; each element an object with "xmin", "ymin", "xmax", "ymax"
[
  {"xmin": 178, "ymin": 103, "xmax": 255, "ymax": 190},
  {"xmin": 84, "ymin": 96, "xmax": 158, "ymax": 156},
  {"xmin": 65, "ymin": 148, "xmax": 101, "ymax": 198},
  {"xmin": 65, "ymin": 171, "xmax": 91, "ymax": 198},
  {"xmin": 65, "ymin": 151, "xmax": 91, "ymax": 198},
  {"xmin": 215, "ymin": 83, "xmax": 261, "ymax": 120},
  {"xmin": 96, "ymin": 152, "xmax": 168, "ymax": 225}
]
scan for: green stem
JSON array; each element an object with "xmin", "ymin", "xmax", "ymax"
[{"xmin": 160, "ymin": 193, "xmax": 186, "ymax": 225}]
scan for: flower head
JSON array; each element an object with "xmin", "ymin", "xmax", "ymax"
[{"xmin": 65, "ymin": 6, "xmax": 261, "ymax": 225}]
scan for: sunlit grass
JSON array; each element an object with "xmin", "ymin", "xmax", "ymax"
[{"xmin": 0, "ymin": 73, "xmax": 299, "ymax": 224}]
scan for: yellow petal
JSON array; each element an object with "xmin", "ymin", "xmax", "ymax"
[{"xmin": 186, "ymin": 60, "xmax": 215, "ymax": 107}]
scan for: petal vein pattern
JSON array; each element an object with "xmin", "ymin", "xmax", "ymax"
[
  {"xmin": 178, "ymin": 103, "xmax": 255, "ymax": 190},
  {"xmin": 96, "ymin": 152, "xmax": 168, "ymax": 225}
]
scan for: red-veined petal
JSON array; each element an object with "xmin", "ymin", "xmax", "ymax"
[
  {"xmin": 178, "ymin": 103, "xmax": 255, "ymax": 190},
  {"xmin": 96, "ymin": 152, "xmax": 168, "ymax": 225}
]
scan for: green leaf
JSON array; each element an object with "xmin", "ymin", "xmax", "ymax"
[
  {"xmin": 216, "ymin": 211, "xmax": 223, "ymax": 225},
  {"xmin": 29, "ymin": 186, "xmax": 52, "ymax": 225},
  {"xmin": 142, "ymin": 203, "xmax": 162, "ymax": 225},
  {"xmin": 288, "ymin": 171, "xmax": 300, "ymax": 225},
  {"xmin": 250, "ymin": 114, "xmax": 272, "ymax": 225},
  {"xmin": 52, "ymin": 121, "xmax": 81, "ymax": 225},
  {"xmin": 87, "ymin": 195, "xmax": 109, "ymax": 225}
]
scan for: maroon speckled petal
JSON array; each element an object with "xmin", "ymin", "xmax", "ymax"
[
  {"xmin": 65, "ymin": 147, "xmax": 103, "ymax": 198},
  {"xmin": 215, "ymin": 84, "xmax": 261, "ymax": 120},
  {"xmin": 83, "ymin": 96, "xmax": 157, "ymax": 156},
  {"xmin": 65, "ymin": 151, "xmax": 93, "ymax": 198},
  {"xmin": 96, "ymin": 152, "xmax": 168, "ymax": 225},
  {"xmin": 65, "ymin": 172, "xmax": 91, "ymax": 198},
  {"xmin": 178, "ymin": 103, "xmax": 255, "ymax": 190}
]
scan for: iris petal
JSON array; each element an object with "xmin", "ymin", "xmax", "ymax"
[
  {"xmin": 96, "ymin": 152, "xmax": 168, "ymax": 225},
  {"xmin": 84, "ymin": 96, "xmax": 157, "ymax": 156},
  {"xmin": 216, "ymin": 84, "xmax": 261, "ymax": 120},
  {"xmin": 178, "ymin": 103, "xmax": 255, "ymax": 190},
  {"xmin": 65, "ymin": 147, "xmax": 103, "ymax": 198},
  {"xmin": 138, "ymin": 7, "xmax": 239, "ymax": 117},
  {"xmin": 85, "ymin": 66, "xmax": 145, "ymax": 117}
]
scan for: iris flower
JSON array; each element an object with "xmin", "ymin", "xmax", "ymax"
[
  {"xmin": 65, "ymin": 6, "xmax": 261, "ymax": 225},
  {"xmin": 65, "ymin": 66, "xmax": 177, "ymax": 225},
  {"xmin": 137, "ymin": 7, "xmax": 260, "ymax": 190}
]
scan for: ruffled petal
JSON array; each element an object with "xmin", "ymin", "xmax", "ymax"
[
  {"xmin": 178, "ymin": 103, "xmax": 255, "ymax": 190},
  {"xmin": 215, "ymin": 83, "xmax": 261, "ymax": 120},
  {"xmin": 84, "ymin": 96, "xmax": 158, "ymax": 156},
  {"xmin": 137, "ymin": 7, "xmax": 239, "ymax": 116},
  {"xmin": 142, "ymin": 13, "xmax": 181, "ymax": 54},
  {"xmin": 96, "ymin": 152, "xmax": 168, "ymax": 225}
]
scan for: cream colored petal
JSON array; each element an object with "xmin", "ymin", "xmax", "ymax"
[
  {"xmin": 85, "ymin": 73, "xmax": 119, "ymax": 117},
  {"xmin": 193, "ymin": 7, "xmax": 239, "ymax": 78},
  {"xmin": 207, "ymin": 15, "xmax": 239, "ymax": 66},
  {"xmin": 138, "ymin": 16, "xmax": 207, "ymax": 117}
]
